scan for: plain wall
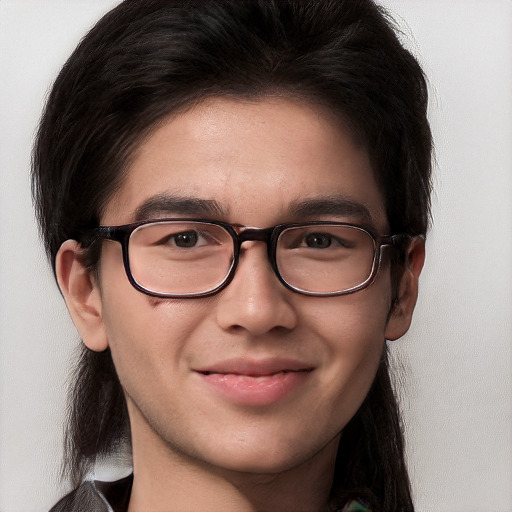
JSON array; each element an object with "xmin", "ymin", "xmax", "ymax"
[{"xmin": 0, "ymin": 1, "xmax": 511, "ymax": 510}]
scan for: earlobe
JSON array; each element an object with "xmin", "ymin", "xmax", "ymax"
[
  {"xmin": 385, "ymin": 237, "xmax": 425, "ymax": 341},
  {"xmin": 56, "ymin": 240, "xmax": 109, "ymax": 352}
]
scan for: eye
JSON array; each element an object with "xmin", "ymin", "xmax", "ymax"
[
  {"xmin": 281, "ymin": 229, "xmax": 356, "ymax": 251},
  {"xmin": 138, "ymin": 222, "xmax": 229, "ymax": 252},
  {"xmin": 304, "ymin": 233, "xmax": 332, "ymax": 249},
  {"xmin": 172, "ymin": 230, "xmax": 200, "ymax": 248}
]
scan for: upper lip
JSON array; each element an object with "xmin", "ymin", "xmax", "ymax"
[{"xmin": 194, "ymin": 358, "xmax": 314, "ymax": 377}]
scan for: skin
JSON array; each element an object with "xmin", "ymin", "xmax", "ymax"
[{"xmin": 57, "ymin": 97, "xmax": 424, "ymax": 511}]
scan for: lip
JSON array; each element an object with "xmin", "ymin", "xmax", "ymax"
[{"xmin": 193, "ymin": 358, "xmax": 314, "ymax": 407}]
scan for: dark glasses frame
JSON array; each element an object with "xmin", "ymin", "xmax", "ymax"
[{"xmin": 81, "ymin": 218, "xmax": 410, "ymax": 298}]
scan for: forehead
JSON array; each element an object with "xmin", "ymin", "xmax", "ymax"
[{"xmin": 102, "ymin": 97, "xmax": 387, "ymax": 230}]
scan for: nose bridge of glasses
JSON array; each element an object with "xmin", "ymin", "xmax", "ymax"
[
  {"xmin": 236, "ymin": 226, "xmax": 274, "ymax": 247},
  {"xmin": 235, "ymin": 227, "xmax": 278, "ymax": 274}
]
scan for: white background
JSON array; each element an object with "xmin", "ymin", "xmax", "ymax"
[{"xmin": 0, "ymin": 1, "xmax": 511, "ymax": 510}]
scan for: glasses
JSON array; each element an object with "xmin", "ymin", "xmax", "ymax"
[{"xmin": 84, "ymin": 219, "xmax": 408, "ymax": 298}]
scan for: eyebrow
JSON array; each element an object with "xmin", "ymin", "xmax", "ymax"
[
  {"xmin": 132, "ymin": 193, "xmax": 373, "ymax": 224},
  {"xmin": 289, "ymin": 196, "xmax": 373, "ymax": 222},
  {"xmin": 133, "ymin": 194, "xmax": 225, "ymax": 221}
]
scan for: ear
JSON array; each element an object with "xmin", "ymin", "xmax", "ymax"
[
  {"xmin": 385, "ymin": 237, "xmax": 425, "ymax": 341},
  {"xmin": 56, "ymin": 239, "xmax": 109, "ymax": 352}
]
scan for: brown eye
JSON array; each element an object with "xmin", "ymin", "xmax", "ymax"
[
  {"xmin": 304, "ymin": 233, "xmax": 332, "ymax": 248},
  {"xmin": 172, "ymin": 231, "xmax": 199, "ymax": 248}
]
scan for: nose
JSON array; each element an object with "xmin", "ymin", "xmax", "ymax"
[{"xmin": 215, "ymin": 242, "xmax": 298, "ymax": 336}]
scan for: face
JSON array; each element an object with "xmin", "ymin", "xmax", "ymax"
[{"xmin": 60, "ymin": 97, "xmax": 418, "ymax": 477}]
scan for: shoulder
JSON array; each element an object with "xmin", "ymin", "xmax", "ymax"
[
  {"xmin": 340, "ymin": 498, "xmax": 373, "ymax": 511},
  {"xmin": 49, "ymin": 481, "xmax": 111, "ymax": 512},
  {"xmin": 49, "ymin": 475, "xmax": 132, "ymax": 512}
]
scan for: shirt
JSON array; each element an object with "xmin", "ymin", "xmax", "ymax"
[{"xmin": 49, "ymin": 475, "xmax": 372, "ymax": 512}]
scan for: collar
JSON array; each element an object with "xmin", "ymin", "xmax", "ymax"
[{"xmin": 51, "ymin": 474, "xmax": 371, "ymax": 512}]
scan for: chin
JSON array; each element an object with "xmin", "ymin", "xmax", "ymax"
[{"xmin": 196, "ymin": 432, "xmax": 339, "ymax": 477}]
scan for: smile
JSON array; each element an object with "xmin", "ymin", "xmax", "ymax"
[{"xmin": 194, "ymin": 360, "xmax": 314, "ymax": 407}]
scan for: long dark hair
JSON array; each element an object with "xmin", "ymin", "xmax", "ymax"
[{"xmin": 32, "ymin": 1, "xmax": 432, "ymax": 510}]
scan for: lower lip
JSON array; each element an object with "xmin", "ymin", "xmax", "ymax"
[{"xmin": 197, "ymin": 371, "xmax": 311, "ymax": 406}]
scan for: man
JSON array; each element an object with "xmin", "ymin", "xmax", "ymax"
[{"xmin": 32, "ymin": 1, "xmax": 431, "ymax": 510}]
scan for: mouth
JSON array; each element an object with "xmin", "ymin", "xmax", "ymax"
[
  {"xmin": 197, "ymin": 368, "xmax": 311, "ymax": 377},
  {"xmin": 194, "ymin": 359, "xmax": 314, "ymax": 406},
  {"xmin": 194, "ymin": 357, "xmax": 314, "ymax": 376}
]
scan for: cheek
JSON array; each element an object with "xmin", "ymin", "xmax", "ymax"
[
  {"xmin": 100, "ymin": 293, "xmax": 218, "ymax": 432},
  {"xmin": 97, "ymin": 245, "xmax": 209, "ymax": 382},
  {"xmin": 300, "ymin": 277, "xmax": 392, "ymax": 413},
  {"xmin": 303, "ymin": 276, "xmax": 392, "ymax": 353},
  {"xmin": 102, "ymin": 294, "xmax": 207, "ymax": 366}
]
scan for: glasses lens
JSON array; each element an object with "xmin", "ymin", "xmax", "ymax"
[
  {"xmin": 128, "ymin": 221, "xmax": 234, "ymax": 295},
  {"xmin": 276, "ymin": 225, "xmax": 377, "ymax": 294}
]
